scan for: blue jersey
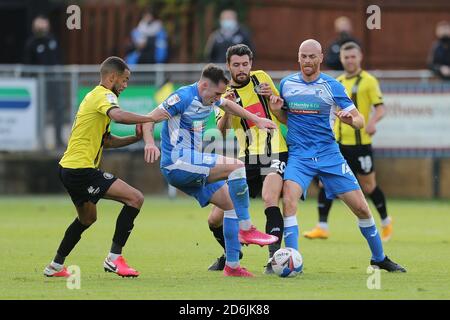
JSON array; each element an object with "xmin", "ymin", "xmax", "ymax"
[
  {"xmin": 280, "ymin": 72, "xmax": 356, "ymax": 158},
  {"xmin": 159, "ymin": 83, "xmax": 223, "ymax": 168}
]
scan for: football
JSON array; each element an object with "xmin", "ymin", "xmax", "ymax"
[{"xmin": 271, "ymin": 248, "xmax": 303, "ymax": 277}]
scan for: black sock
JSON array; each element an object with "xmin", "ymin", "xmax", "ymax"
[
  {"xmin": 111, "ymin": 205, "xmax": 140, "ymax": 254},
  {"xmin": 265, "ymin": 206, "xmax": 284, "ymax": 258},
  {"xmin": 55, "ymin": 218, "xmax": 90, "ymax": 264},
  {"xmin": 318, "ymin": 188, "xmax": 333, "ymax": 223},
  {"xmin": 209, "ymin": 225, "xmax": 226, "ymax": 251},
  {"xmin": 369, "ymin": 186, "xmax": 388, "ymax": 220}
]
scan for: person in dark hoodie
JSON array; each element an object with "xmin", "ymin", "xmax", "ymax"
[
  {"xmin": 23, "ymin": 15, "xmax": 61, "ymax": 65},
  {"xmin": 204, "ymin": 9, "xmax": 254, "ymax": 63},
  {"xmin": 428, "ymin": 21, "xmax": 450, "ymax": 80},
  {"xmin": 325, "ymin": 16, "xmax": 360, "ymax": 71}
]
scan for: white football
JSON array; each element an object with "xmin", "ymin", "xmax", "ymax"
[{"xmin": 271, "ymin": 248, "xmax": 303, "ymax": 277}]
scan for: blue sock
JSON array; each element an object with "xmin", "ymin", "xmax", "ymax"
[
  {"xmin": 283, "ymin": 215, "xmax": 299, "ymax": 251},
  {"xmin": 227, "ymin": 177, "xmax": 250, "ymax": 222},
  {"xmin": 223, "ymin": 216, "xmax": 240, "ymax": 264},
  {"xmin": 359, "ymin": 218, "xmax": 385, "ymax": 262}
]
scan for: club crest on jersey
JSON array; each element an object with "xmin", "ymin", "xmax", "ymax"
[
  {"xmin": 315, "ymin": 89, "xmax": 323, "ymax": 97},
  {"xmin": 166, "ymin": 94, "xmax": 181, "ymax": 107}
]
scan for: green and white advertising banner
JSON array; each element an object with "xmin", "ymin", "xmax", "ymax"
[{"xmin": 0, "ymin": 79, "xmax": 38, "ymax": 151}]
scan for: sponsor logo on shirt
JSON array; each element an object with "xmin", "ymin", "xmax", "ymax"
[{"xmin": 288, "ymin": 102, "xmax": 321, "ymax": 114}]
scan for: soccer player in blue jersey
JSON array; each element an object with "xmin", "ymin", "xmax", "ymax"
[
  {"xmin": 269, "ymin": 39, "xmax": 406, "ymax": 272},
  {"xmin": 143, "ymin": 64, "xmax": 279, "ymax": 277}
]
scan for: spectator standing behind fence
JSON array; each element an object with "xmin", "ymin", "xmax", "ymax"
[
  {"xmin": 325, "ymin": 16, "xmax": 360, "ymax": 70},
  {"xmin": 204, "ymin": 9, "xmax": 254, "ymax": 63},
  {"xmin": 23, "ymin": 15, "xmax": 61, "ymax": 65},
  {"xmin": 125, "ymin": 9, "xmax": 169, "ymax": 65},
  {"xmin": 428, "ymin": 21, "xmax": 450, "ymax": 80},
  {"xmin": 23, "ymin": 15, "xmax": 64, "ymax": 149}
]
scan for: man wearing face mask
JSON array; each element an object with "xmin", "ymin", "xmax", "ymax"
[
  {"xmin": 23, "ymin": 15, "xmax": 64, "ymax": 148},
  {"xmin": 125, "ymin": 8, "xmax": 169, "ymax": 65},
  {"xmin": 428, "ymin": 21, "xmax": 450, "ymax": 80},
  {"xmin": 23, "ymin": 15, "xmax": 61, "ymax": 65},
  {"xmin": 205, "ymin": 9, "xmax": 254, "ymax": 63},
  {"xmin": 325, "ymin": 16, "xmax": 360, "ymax": 71}
]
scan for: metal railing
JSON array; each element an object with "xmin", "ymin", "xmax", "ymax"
[{"xmin": 0, "ymin": 63, "xmax": 448, "ymax": 152}]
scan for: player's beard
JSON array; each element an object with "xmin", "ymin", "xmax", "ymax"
[
  {"xmin": 301, "ymin": 64, "xmax": 317, "ymax": 76},
  {"xmin": 232, "ymin": 72, "xmax": 250, "ymax": 86},
  {"xmin": 112, "ymin": 84, "xmax": 121, "ymax": 97}
]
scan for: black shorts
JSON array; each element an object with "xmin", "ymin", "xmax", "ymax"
[
  {"xmin": 339, "ymin": 144, "xmax": 375, "ymax": 175},
  {"xmin": 58, "ymin": 166, "xmax": 117, "ymax": 207},
  {"xmin": 241, "ymin": 152, "xmax": 288, "ymax": 198}
]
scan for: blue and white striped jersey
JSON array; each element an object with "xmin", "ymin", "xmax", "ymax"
[
  {"xmin": 280, "ymin": 72, "xmax": 356, "ymax": 158},
  {"xmin": 159, "ymin": 82, "xmax": 223, "ymax": 167}
]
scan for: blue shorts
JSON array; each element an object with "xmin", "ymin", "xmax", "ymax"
[
  {"xmin": 284, "ymin": 152, "xmax": 360, "ymax": 200},
  {"xmin": 161, "ymin": 151, "xmax": 225, "ymax": 207}
]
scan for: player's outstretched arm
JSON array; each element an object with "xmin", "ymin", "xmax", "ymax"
[
  {"xmin": 334, "ymin": 108, "xmax": 365, "ymax": 129},
  {"xmin": 108, "ymin": 107, "xmax": 170, "ymax": 124},
  {"xmin": 219, "ymin": 99, "xmax": 277, "ymax": 131},
  {"xmin": 269, "ymin": 95, "xmax": 287, "ymax": 124},
  {"xmin": 142, "ymin": 122, "xmax": 160, "ymax": 163},
  {"xmin": 103, "ymin": 123, "xmax": 143, "ymax": 149},
  {"xmin": 216, "ymin": 113, "xmax": 232, "ymax": 137},
  {"xmin": 216, "ymin": 89, "xmax": 235, "ymax": 136}
]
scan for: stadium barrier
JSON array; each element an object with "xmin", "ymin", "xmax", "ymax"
[{"xmin": 0, "ymin": 64, "xmax": 449, "ymax": 198}]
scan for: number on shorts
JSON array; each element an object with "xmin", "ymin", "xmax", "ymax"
[
  {"xmin": 341, "ymin": 163, "xmax": 354, "ymax": 175},
  {"xmin": 271, "ymin": 159, "xmax": 286, "ymax": 175},
  {"xmin": 358, "ymin": 156, "xmax": 372, "ymax": 173}
]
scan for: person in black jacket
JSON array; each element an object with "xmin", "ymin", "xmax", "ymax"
[
  {"xmin": 325, "ymin": 16, "xmax": 360, "ymax": 71},
  {"xmin": 23, "ymin": 15, "xmax": 61, "ymax": 65},
  {"xmin": 23, "ymin": 15, "xmax": 64, "ymax": 149},
  {"xmin": 428, "ymin": 21, "xmax": 450, "ymax": 80},
  {"xmin": 204, "ymin": 9, "xmax": 254, "ymax": 63}
]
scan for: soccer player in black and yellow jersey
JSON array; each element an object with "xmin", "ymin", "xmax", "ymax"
[
  {"xmin": 44, "ymin": 56, "xmax": 169, "ymax": 278},
  {"xmin": 304, "ymin": 42, "xmax": 394, "ymax": 242},
  {"xmin": 207, "ymin": 44, "xmax": 288, "ymax": 274}
]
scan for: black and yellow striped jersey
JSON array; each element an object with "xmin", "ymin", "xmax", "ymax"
[
  {"xmin": 334, "ymin": 70, "xmax": 384, "ymax": 145},
  {"xmin": 215, "ymin": 70, "xmax": 288, "ymax": 159},
  {"xmin": 60, "ymin": 85, "xmax": 119, "ymax": 169}
]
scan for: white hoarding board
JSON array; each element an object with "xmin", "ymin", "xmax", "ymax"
[
  {"xmin": 372, "ymin": 94, "xmax": 450, "ymax": 149},
  {"xmin": 0, "ymin": 79, "xmax": 38, "ymax": 151}
]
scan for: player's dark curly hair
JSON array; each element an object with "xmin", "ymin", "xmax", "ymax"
[
  {"xmin": 201, "ymin": 64, "xmax": 229, "ymax": 85},
  {"xmin": 226, "ymin": 44, "xmax": 253, "ymax": 64}
]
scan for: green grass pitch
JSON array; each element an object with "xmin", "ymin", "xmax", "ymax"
[{"xmin": 1, "ymin": 195, "xmax": 449, "ymax": 300}]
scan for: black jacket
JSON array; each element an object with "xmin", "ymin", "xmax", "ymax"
[
  {"xmin": 23, "ymin": 34, "xmax": 61, "ymax": 65},
  {"xmin": 325, "ymin": 33, "xmax": 360, "ymax": 70},
  {"xmin": 428, "ymin": 37, "xmax": 450, "ymax": 79},
  {"xmin": 205, "ymin": 27, "xmax": 254, "ymax": 63}
]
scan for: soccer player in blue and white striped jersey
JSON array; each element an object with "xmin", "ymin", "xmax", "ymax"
[
  {"xmin": 143, "ymin": 64, "xmax": 278, "ymax": 277},
  {"xmin": 269, "ymin": 39, "xmax": 406, "ymax": 272}
]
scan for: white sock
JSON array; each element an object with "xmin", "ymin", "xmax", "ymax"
[
  {"xmin": 381, "ymin": 216, "xmax": 391, "ymax": 227},
  {"xmin": 358, "ymin": 217, "xmax": 376, "ymax": 228},
  {"xmin": 283, "ymin": 215, "xmax": 298, "ymax": 228},
  {"xmin": 50, "ymin": 261, "xmax": 63, "ymax": 270},
  {"xmin": 226, "ymin": 261, "xmax": 239, "ymax": 268},
  {"xmin": 108, "ymin": 253, "xmax": 121, "ymax": 261},
  {"xmin": 318, "ymin": 222, "xmax": 329, "ymax": 230},
  {"xmin": 239, "ymin": 219, "xmax": 252, "ymax": 231}
]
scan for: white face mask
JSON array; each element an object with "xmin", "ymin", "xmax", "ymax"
[{"xmin": 220, "ymin": 19, "xmax": 237, "ymax": 32}]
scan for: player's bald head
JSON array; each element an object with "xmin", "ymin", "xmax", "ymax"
[
  {"xmin": 298, "ymin": 39, "xmax": 323, "ymax": 78},
  {"xmin": 299, "ymin": 39, "xmax": 322, "ymax": 54}
]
